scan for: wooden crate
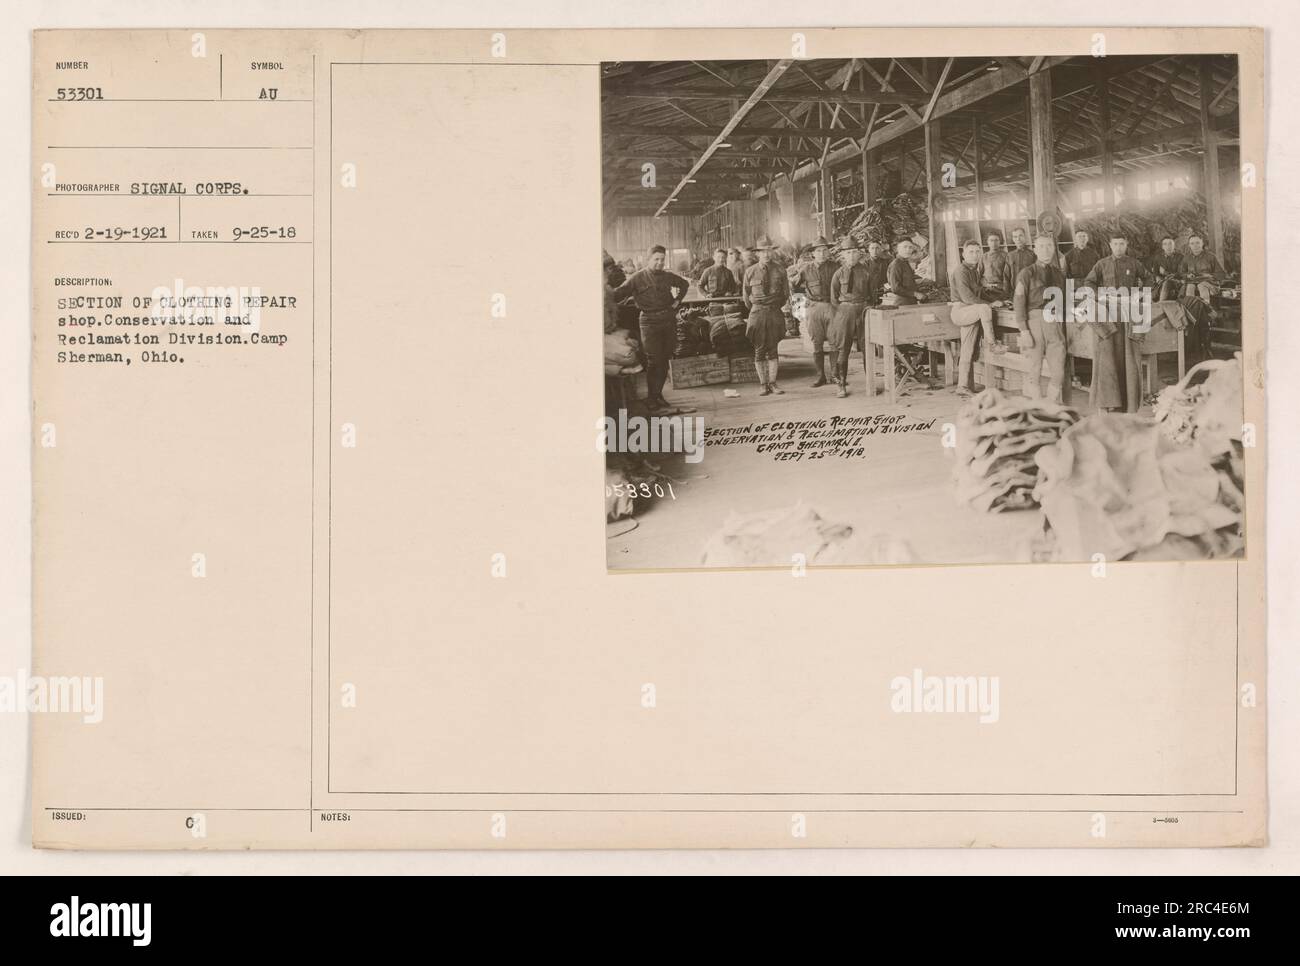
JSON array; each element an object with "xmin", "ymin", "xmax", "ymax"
[
  {"xmin": 729, "ymin": 356, "xmax": 761, "ymax": 383},
  {"xmin": 669, "ymin": 354, "xmax": 731, "ymax": 389}
]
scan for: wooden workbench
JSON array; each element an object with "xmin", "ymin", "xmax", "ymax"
[
  {"xmin": 864, "ymin": 303, "xmax": 961, "ymax": 405},
  {"xmin": 982, "ymin": 307, "xmax": 1186, "ymax": 399}
]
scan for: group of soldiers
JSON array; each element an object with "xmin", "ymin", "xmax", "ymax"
[
  {"xmin": 606, "ymin": 225, "xmax": 1226, "ymax": 416},
  {"xmin": 694, "ymin": 233, "xmax": 927, "ymax": 398},
  {"xmin": 950, "ymin": 228, "xmax": 1226, "ymax": 411}
]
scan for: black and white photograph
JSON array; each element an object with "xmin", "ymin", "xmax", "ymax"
[{"xmin": 602, "ymin": 54, "xmax": 1246, "ymax": 569}]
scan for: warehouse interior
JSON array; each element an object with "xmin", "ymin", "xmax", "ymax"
[{"xmin": 601, "ymin": 55, "xmax": 1245, "ymax": 568}]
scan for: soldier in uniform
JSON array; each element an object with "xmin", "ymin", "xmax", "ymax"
[
  {"xmin": 1148, "ymin": 236, "xmax": 1183, "ymax": 302},
  {"xmin": 742, "ymin": 235, "xmax": 790, "ymax": 396},
  {"xmin": 887, "ymin": 240, "xmax": 920, "ymax": 305},
  {"xmin": 829, "ymin": 240, "xmax": 872, "ymax": 398},
  {"xmin": 793, "ymin": 236, "xmax": 837, "ymax": 387},
  {"xmin": 1080, "ymin": 234, "xmax": 1149, "ymax": 413},
  {"xmin": 1012, "ymin": 234, "xmax": 1071, "ymax": 405},
  {"xmin": 699, "ymin": 247, "xmax": 738, "ymax": 301},
  {"xmin": 979, "ymin": 233, "xmax": 1010, "ymax": 298},
  {"xmin": 1180, "ymin": 234, "xmax": 1225, "ymax": 301},
  {"xmin": 950, "ymin": 240, "xmax": 1004, "ymax": 395},
  {"xmin": 1060, "ymin": 229, "xmax": 1099, "ymax": 287},
  {"xmin": 864, "ymin": 240, "xmax": 891, "ymax": 304},
  {"xmin": 610, "ymin": 244, "xmax": 691, "ymax": 412},
  {"xmin": 1005, "ymin": 227, "xmax": 1037, "ymax": 294}
]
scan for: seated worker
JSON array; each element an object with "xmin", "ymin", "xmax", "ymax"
[
  {"xmin": 887, "ymin": 239, "xmax": 919, "ymax": 305},
  {"xmin": 949, "ymin": 240, "xmax": 1004, "ymax": 395},
  {"xmin": 1012, "ymin": 233, "xmax": 1070, "ymax": 405},
  {"xmin": 793, "ymin": 235, "xmax": 837, "ymax": 387},
  {"xmin": 1148, "ymin": 236, "xmax": 1183, "ymax": 302},
  {"xmin": 1180, "ymin": 234, "xmax": 1225, "ymax": 301}
]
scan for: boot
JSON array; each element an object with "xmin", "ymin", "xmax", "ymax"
[
  {"xmin": 756, "ymin": 361, "xmax": 771, "ymax": 396},
  {"xmin": 836, "ymin": 361, "xmax": 849, "ymax": 398},
  {"xmin": 811, "ymin": 350, "xmax": 828, "ymax": 387},
  {"xmin": 768, "ymin": 359, "xmax": 784, "ymax": 394}
]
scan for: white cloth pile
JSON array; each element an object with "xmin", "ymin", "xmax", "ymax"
[
  {"xmin": 603, "ymin": 329, "xmax": 642, "ymax": 377},
  {"xmin": 1032, "ymin": 357, "xmax": 1244, "ymax": 561},
  {"xmin": 953, "ymin": 389, "xmax": 1080, "ymax": 512},
  {"xmin": 700, "ymin": 502, "xmax": 913, "ymax": 568}
]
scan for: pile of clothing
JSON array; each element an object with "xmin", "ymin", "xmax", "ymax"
[
  {"xmin": 674, "ymin": 308, "xmax": 711, "ymax": 358},
  {"xmin": 700, "ymin": 502, "xmax": 914, "ymax": 568},
  {"xmin": 1032, "ymin": 358, "xmax": 1244, "ymax": 560},
  {"xmin": 603, "ymin": 329, "xmax": 641, "ymax": 377},
  {"xmin": 707, "ymin": 307, "xmax": 750, "ymax": 357},
  {"xmin": 953, "ymin": 389, "xmax": 1081, "ymax": 513},
  {"xmin": 840, "ymin": 193, "xmax": 929, "ymax": 251},
  {"xmin": 1073, "ymin": 192, "xmax": 1240, "ymax": 269}
]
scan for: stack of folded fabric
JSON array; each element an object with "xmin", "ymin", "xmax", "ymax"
[{"xmin": 953, "ymin": 389, "xmax": 1081, "ymax": 512}]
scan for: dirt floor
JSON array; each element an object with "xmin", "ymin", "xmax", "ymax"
[{"xmin": 607, "ymin": 337, "xmax": 1179, "ymax": 570}]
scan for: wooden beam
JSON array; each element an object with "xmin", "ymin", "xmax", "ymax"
[
  {"xmin": 654, "ymin": 60, "xmax": 794, "ymax": 217},
  {"xmin": 604, "ymin": 124, "xmax": 897, "ymax": 138},
  {"xmin": 820, "ymin": 59, "xmax": 860, "ymax": 169},
  {"xmin": 861, "ymin": 60, "xmax": 922, "ymax": 123},
  {"xmin": 1028, "ymin": 70, "xmax": 1056, "ymax": 218},
  {"xmin": 894, "ymin": 59, "xmax": 933, "ymax": 93},
  {"xmin": 605, "ymin": 83, "xmax": 928, "ymax": 105},
  {"xmin": 613, "ymin": 149, "xmax": 820, "ymax": 160},
  {"xmin": 1199, "ymin": 56, "xmax": 1225, "ymax": 256},
  {"xmin": 972, "ymin": 116, "xmax": 984, "ymax": 241},
  {"xmin": 951, "ymin": 111, "xmax": 1238, "ymax": 189},
  {"xmin": 1208, "ymin": 74, "xmax": 1238, "ymax": 112},
  {"xmin": 789, "ymin": 56, "xmax": 1075, "ymax": 183},
  {"xmin": 820, "ymin": 164, "xmax": 835, "ymax": 238},
  {"xmin": 920, "ymin": 58, "xmax": 954, "ymax": 125},
  {"xmin": 1097, "ymin": 76, "xmax": 1114, "ymax": 210}
]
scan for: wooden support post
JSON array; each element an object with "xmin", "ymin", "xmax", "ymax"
[
  {"xmin": 972, "ymin": 116, "xmax": 984, "ymax": 244},
  {"xmin": 820, "ymin": 164, "xmax": 835, "ymax": 238},
  {"xmin": 862, "ymin": 148, "xmax": 877, "ymax": 211},
  {"xmin": 925, "ymin": 118, "xmax": 948, "ymax": 284},
  {"xmin": 1028, "ymin": 70, "xmax": 1057, "ymax": 219},
  {"xmin": 1097, "ymin": 75, "xmax": 1114, "ymax": 210},
  {"xmin": 1199, "ymin": 56, "xmax": 1226, "ymax": 258}
]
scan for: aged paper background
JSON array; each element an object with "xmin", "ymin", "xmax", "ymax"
[{"xmin": 5, "ymin": 0, "xmax": 1298, "ymax": 871}]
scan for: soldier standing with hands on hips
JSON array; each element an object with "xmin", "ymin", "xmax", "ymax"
[{"xmin": 611, "ymin": 244, "xmax": 690, "ymax": 413}]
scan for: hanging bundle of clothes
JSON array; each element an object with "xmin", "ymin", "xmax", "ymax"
[{"xmin": 953, "ymin": 389, "xmax": 1081, "ymax": 513}]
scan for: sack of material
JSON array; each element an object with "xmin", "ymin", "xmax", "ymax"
[{"xmin": 603, "ymin": 329, "xmax": 639, "ymax": 368}]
